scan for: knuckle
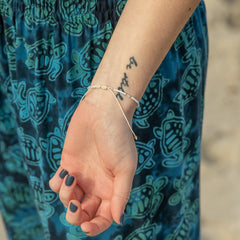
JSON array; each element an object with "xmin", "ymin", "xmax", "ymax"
[
  {"xmin": 66, "ymin": 214, "xmax": 76, "ymax": 225},
  {"xmin": 49, "ymin": 179, "xmax": 60, "ymax": 193},
  {"xmin": 48, "ymin": 179, "xmax": 55, "ymax": 191},
  {"xmin": 114, "ymin": 192, "xmax": 131, "ymax": 203},
  {"xmin": 59, "ymin": 190, "xmax": 68, "ymax": 204}
]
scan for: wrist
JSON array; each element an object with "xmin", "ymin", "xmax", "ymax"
[
  {"xmin": 80, "ymin": 87, "xmax": 138, "ymax": 139},
  {"xmin": 85, "ymin": 84, "xmax": 137, "ymax": 121},
  {"xmin": 90, "ymin": 55, "xmax": 142, "ymax": 119}
]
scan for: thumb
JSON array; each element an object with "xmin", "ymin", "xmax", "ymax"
[{"xmin": 111, "ymin": 168, "xmax": 135, "ymax": 225}]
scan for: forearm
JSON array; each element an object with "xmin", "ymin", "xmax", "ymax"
[{"xmin": 90, "ymin": 0, "xmax": 201, "ymax": 115}]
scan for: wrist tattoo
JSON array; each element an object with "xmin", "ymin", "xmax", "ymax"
[
  {"xmin": 126, "ymin": 56, "xmax": 138, "ymax": 69},
  {"xmin": 116, "ymin": 56, "xmax": 138, "ymax": 100},
  {"xmin": 116, "ymin": 72, "xmax": 129, "ymax": 100}
]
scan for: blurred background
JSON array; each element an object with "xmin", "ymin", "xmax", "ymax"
[
  {"xmin": 1, "ymin": 0, "xmax": 240, "ymax": 239},
  {"xmin": 201, "ymin": 0, "xmax": 240, "ymax": 239}
]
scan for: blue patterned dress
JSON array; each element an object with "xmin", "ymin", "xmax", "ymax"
[{"xmin": 0, "ymin": 0, "xmax": 208, "ymax": 239}]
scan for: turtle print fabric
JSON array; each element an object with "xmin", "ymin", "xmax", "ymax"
[{"xmin": 0, "ymin": 0, "xmax": 208, "ymax": 239}]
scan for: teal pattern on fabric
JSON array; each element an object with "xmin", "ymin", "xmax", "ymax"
[{"xmin": 0, "ymin": 0, "xmax": 208, "ymax": 239}]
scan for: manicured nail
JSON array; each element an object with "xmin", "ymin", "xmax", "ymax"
[
  {"xmin": 70, "ymin": 202, "xmax": 78, "ymax": 213},
  {"xmin": 59, "ymin": 169, "xmax": 68, "ymax": 179},
  {"xmin": 120, "ymin": 213, "xmax": 124, "ymax": 225},
  {"xmin": 65, "ymin": 175, "xmax": 74, "ymax": 186}
]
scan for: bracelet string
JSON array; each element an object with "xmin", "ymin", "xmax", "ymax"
[
  {"xmin": 80, "ymin": 85, "xmax": 139, "ymax": 141},
  {"xmin": 88, "ymin": 85, "xmax": 140, "ymax": 107}
]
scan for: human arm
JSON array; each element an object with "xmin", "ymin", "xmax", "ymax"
[
  {"xmin": 91, "ymin": 0, "xmax": 201, "ymax": 116},
  {"xmin": 49, "ymin": 0, "xmax": 201, "ymax": 236}
]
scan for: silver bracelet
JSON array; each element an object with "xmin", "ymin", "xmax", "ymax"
[
  {"xmin": 80, "ymin": 85, "xmax": 138, "ymax": 140},
  {"xmin": 88, "ymin": 85, "xmax": 140, "ymax": 107}
]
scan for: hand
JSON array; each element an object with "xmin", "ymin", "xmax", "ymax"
[{"xmin": 49, "ymin": 89, "xmax": 138, "ymax": 236}]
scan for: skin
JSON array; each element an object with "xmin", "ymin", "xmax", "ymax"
[{"xmin": 49, "ymin": 0, "xmax": 201, "ymax": 236}]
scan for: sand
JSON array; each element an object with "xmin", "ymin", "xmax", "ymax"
[{"xmin": 1, "ymin": 0, "xmax": 240, "ymax": 239}]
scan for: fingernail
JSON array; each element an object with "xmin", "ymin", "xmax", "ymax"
[
  {"xmin": 59, "ymin": 169, "xmax": 68, "ymax": 179},
  {"xmin": 70, "ymin": 202, "xmax": 78, "ymax": 213},
  {"xmin": 120, "ymin": 213, "xmax": 124, "ymax": 225},
  {"xmin": 65, "ymin": 175, "xmax": 74, "ymax": 186}
]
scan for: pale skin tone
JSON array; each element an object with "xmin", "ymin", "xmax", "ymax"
[{"xmin": 49, "ymin": 0, "xmax": 201, "ymax": 236}]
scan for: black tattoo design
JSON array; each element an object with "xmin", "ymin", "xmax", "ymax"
[
  {"xmin": 126, "ymin": 56, "xmax": 138, "ymax": 69},
  {"xmin": 116, "ymin": 56, "xmax": 138, "ymax": 100},
  {"xmin": 116, "ymin": 72, "xmax": 129, "ymax": 100}
]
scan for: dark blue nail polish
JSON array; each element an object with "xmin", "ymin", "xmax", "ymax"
[
  {"xmin": 120, "ymin": 213, "xmax": 124, "ymax": 225},
  {"xmin": 59, "ymin": 169, "xmax": 68, "ymax": 179},
  {"xmin": 70, "ymin": 202, "xmax": 78, "ymax": 213},
  {"xmin": 65, "ymin": 175, "xmax": 74, "ymax": 186}
]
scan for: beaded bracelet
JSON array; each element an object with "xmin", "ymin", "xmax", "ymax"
[
  {"xmin": 80, "ymin": 85, "xmax": 139, "ymax": 140},
  {"xmin": 88, "ymin": 85, "xmax": 140, "ymax": 107}
]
